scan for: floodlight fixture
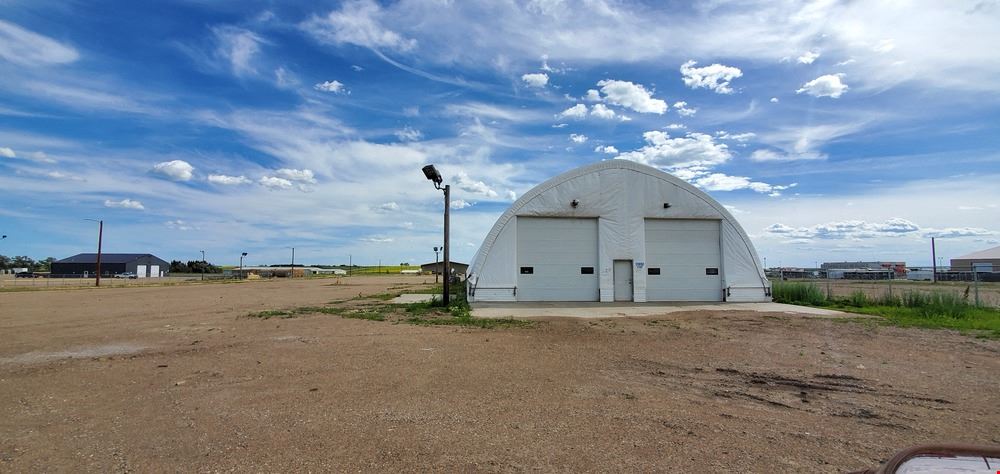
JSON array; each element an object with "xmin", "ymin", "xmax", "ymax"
[{"xmin": 422, "ymin": 164, "xmax": 443, "ymax": 188}]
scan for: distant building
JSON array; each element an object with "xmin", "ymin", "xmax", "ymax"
[
  {"xmin": 821, "ymin": 261, "xmax": 906, "ymax": 277},
  {"xmin": 224, "ymin": 266, "xmax": 346, "ymax": 278},
  {"xmin": 51, "ymin": 253, "xmax": 169, "ymax": 278},
  {"xmin": 950, "ymin": 245, "xmax": 1000, "ymax": 272},
  {"xmin": 421, "ymin": 261, "xmax": 469, "ymax": 276}
]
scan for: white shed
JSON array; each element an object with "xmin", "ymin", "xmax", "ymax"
[{"xmin": 466, "ymin": 160, "xmax": 771, "ymax": 303}]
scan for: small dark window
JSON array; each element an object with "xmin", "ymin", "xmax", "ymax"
[
  {"xmin": 647, "ymin": 268, "xmax": 661, "ymax": 275},
  {"xmin": 580, "ymin": 267, "xmax": 594, "ymax": 274},
  {"xmin": 520, "ymin": 267, "xmax": 534, "ymax": 274},
  {"xmin": 705, "ymin": 267, "xmax": 719, "ymax": 275}
]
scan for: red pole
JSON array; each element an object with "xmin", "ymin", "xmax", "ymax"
[{"xmin": 95, "ymin": 220, "xmax": 103, "ymax": 287}]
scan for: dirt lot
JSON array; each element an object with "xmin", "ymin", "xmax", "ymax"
[{"xmin": 1, "ymin": 277, "xmax": 998, "ymax": 472}]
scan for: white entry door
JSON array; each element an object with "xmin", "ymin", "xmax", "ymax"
[
  {"xmin": 150, "ymin": 265, "xmax": 160, "ymax": 278},
  {"xmin": 613, "ymin": 260, "xmax": 633, "ymax": 301},
  {"xmin": 136, "ymin": 264, "xmax": 147, "ymax": 278}
]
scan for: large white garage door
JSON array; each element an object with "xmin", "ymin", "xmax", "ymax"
[
  {"xmin": 516, "ymin": 217, "xmax": 599, "ymax": 301},
  {"xmin": 645, "ymin": 219, "xmax": 722, "ymax": 301}
]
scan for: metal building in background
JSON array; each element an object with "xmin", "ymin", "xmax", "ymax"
[
  {"xmin": 950, "ymin": 245, "xmax": 1000, "ymax": 272},
  {"xmin": 466, "ymin": 160, "xmax": 771, "ymax": 303},
  {"xmin": 51, "ymin": 253, "xmax": 169, "ymax": 278}
]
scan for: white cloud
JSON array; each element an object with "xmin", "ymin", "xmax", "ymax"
[
  {"xmin": 797, "ymin": 50, "xmax": 820, "ymax": 64},
  {"xmin": 0, "ymin": 147, "xmax": 14, "ymax": 158},
  {"xmin": 274, "ymin": 67, "xmax": 298, "ymax": 88},
  {"xmin": 300, "ymin": 0, "xmax": 417, "ymax": 52},
  {"xmin": 450, "ymin": 199, "xmax": 474, "ymax": 209},
  {"xmin": 208, "ymin": 174, "xmax": 251, "ymax": 185},
  {"xmin": 665, "ymin": 123, "xmax": 686, "ymax": 130},
  {"xmin": 584, "ymin": 89, "xmax": 602, "ymax": 102},
  {"xmin": 835, "ymin": 59, "xmax": 856, "ymax": 66},
  {"xmin": 44, "ymin": 171, "xmax": 84, "ymax": 182},
  {"xmin": 751, "ymin": 149, "xmax": 811, "ymax": 162},
  {"xmin": 796, "ymin": 73, "xmax": 849, "ymax": 98},
  {"xmin": 556, "ymin": 103, "xmax": 588, "ymax": 120},
  {"xmin": 454, "ymin": 171, "xmax": 498, "ymax": 198},
  {"xmin": 764, "ymin": 217, "xmax": 923, "ymax": 240},
  {"xmin": 104, "ymin": 199, "xmax": 145, "ymax": 210},
  {"xmin": 521, "ymin": 72, "xmax": 549, "ymax": 88},
  {"xmin": 259, "ymin": 176, "xmax": 293, "ymax": 190},
  {"xmin": 715, "ymin": 131, "xmax": 756, "ymax": 142},
  {"xmin": 872, "ymin": 39, "xmax": 895, "ymax": 53},
  {"xmin": 376, "ymin": 201, "xmax": 399, "ymax": 211},
  {"xmin": 680, "ymin": 60, "xmax": 743, "ymax": 94},
  {"xmin": 505, "ymin": 190, "xmax": 517, "ymax": 201},
  {"xmin": 672, "ymin": 101, "xmax": 697, "ymax": 117},
  {"xmin": 693, "ymin": 173, "xmax": 795, "ymax": 196},
  {"xmin": 770, "ymin": 97, "xmax": 779, "ymax": 103},
  {"xmin": 165, "ymin": 219, "xmax": 196, "ymax": 231},
  {"xmin": 596, "ymin": 79, "xmax": 667, "ymax": 114},
  {"xmin": 360, "ymin": 236, "xmax": 394, "ymax": 243},
  {"xmin": 569, "ymin": 133, "xmax": 588, "ymax": 143},
  {"xmin": 589, "ymin": 103, "xmax": 618, "ymax": 120},
  {"xmin": 594, "ymin": 145, "xmax": 618, "ymax": 154},
  {"xmin": 212, "ymin": 26, "xmax": 265, "ymax": 76},
  {"xmin": 351, "ymin": 65, "xmax": 364, "ymax": 71},
  {"xmin": 552, "ymin": 123, "xmax": 568, "ymax": 128},
  {"xmin": 394, "ymin": 126, "xmax": 423, "ymax": 142},
  {"xmin": 923, "ymin": 227, "xmax": 994, "ymax": 239},
  {"xmin": 275, "ymin": 168, "xmax": 317, "ymax": 184},
  {"xmin": 0, "ymin": 20, "xmax": 80, "ymax": 66},
  {"xmin": 314, "ymin": 80, "xmax": 347, "ymax": 93},
  {"xmin": 152, "ymin": 160, "xmax": 194, "ymax": 181},
  {"xmin": 617, "ymin": 131, "xmax": 732, "ymax": 169}
]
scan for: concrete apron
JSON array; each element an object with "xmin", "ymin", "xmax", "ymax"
[{"xmin": 472, "ymin": 301, "xmax": 854, "ymax": 319}]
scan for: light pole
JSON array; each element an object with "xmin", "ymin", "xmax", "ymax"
[
  {"xmin": 422, "ymin": 164, "xmax": 450, "ymax": 305},
  {"xmin": 433, "ymin": 246, "xmax": 440, "ymax": 283},
  {"xmin": 200, "ymin": 250, "xmax": 206, "ymax": 281},
  {"xmin": 84, "ymin": 219, "xmax": 103, "ymax": 287},
  {"xmin": 287, "ymin": 247, "xmax": 295, "ymax": 277},
  {"xmin": 240, "ymin": 252, "xmax": 247, "ymax": 280}
]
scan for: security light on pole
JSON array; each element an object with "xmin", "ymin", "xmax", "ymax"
[
  {"xmin": 240, "ymin": 252, "xmax": 248, "ymax": 280},
  {"xmin": 422, "ymin": 164, "xmax": 450, "ymax": 305}
]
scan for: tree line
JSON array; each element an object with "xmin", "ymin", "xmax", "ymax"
[
  {"xmin": 0, "ymin": 255, "xmax": 56, "ymax": 272},
  {"xmin": 168, "ymin": 260, "xmax": 222, "ymax": 274}
]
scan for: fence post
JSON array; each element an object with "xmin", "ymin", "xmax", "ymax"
[
  {"xmin": 974, "ymin": 270, "xmax": 980, "ymax": 307},
  {"xmin": 888, "ymin": 274, "xmax": 893, "ymax": 301}
]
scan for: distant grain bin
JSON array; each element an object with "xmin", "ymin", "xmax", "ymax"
[{"xmin": 466, "ymin": 160, "xmax": 770, "ymax": 303}]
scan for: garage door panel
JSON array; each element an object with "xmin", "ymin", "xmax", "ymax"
[
  {"xmin": 645, "ymin": 219, "xmax": 722, "ymax": 302},
  {"xmin": 517, "ymin": 217, "xmax": 598, "ymax": 301}
]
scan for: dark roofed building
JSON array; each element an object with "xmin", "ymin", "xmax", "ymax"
[
  {"xmin": 51, "ymin": 253, "xmax": 170, "ymax": 278},
  {"xmin": 420, "ymin": 261, "xmax": 469, "ymax": 276}
]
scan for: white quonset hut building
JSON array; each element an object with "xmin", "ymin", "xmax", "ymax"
[{"xmin": 467, "ymin": 160, "xmax": 771, "ymax": 303}]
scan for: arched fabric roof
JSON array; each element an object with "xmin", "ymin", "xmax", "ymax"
[{"xmin": 467, "ymin": 159, "xmax": 770, "ymax": 303}]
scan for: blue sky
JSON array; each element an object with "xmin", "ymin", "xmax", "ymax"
[{"xmin": 1, "ymin": 0, "xmax": 998, "ymax": 267}]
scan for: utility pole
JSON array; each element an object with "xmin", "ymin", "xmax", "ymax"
[
  {"xmin": 348, "ymin": 254, "xmax": 351, "ymax": 276},
  {"xmin": 200, "ymin": 250, "xmax": 205, "ymax": 281},
  {"xmin": 85, "ymin": 219, "xmax": 103, "ymax": 287},
  {"xmin": 422, "ymin": 164, "xmax": 450, "ymax": 305},
  {"xmin": 931, "ymin": 237, "xmax": 937, "ymax": 284}
]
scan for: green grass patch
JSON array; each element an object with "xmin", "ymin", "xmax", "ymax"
[{"xmin": 772, "ymin": 280, "xmax": 1000, "ymax": 338}]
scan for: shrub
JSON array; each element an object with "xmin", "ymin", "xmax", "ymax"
[{"xmin": 771, "ymin": 281, "xmax": 827, "ymax": 306}]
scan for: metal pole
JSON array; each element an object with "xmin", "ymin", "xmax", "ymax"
[
  {"xmin": 931, "ymin": 237, "xmax": 937, "ymax": 284},
  {"xmin": 95, "ymin": 220, "xmax": 103, "ymax": 287},
  {"xmin": 974, "ymin": 268, "xmax": 980, "ymax": 307},
  {"xmin": 348, "ymin": 254, "xmax": 351, "ymax": 276},
  {"xmin": 201, "ymin": 250, "xmax": 205, "ymax": 281},
  {"xmin": 240, "ymin": 255, "xmax": 244, "ymax": 280},
  {"xmin": 434, "ymin": 247, "xmax": 439, "ymax": 284},
  {"xmin": 291, "ymin": 247, "xmax": 295, "ymax": 278},
  {"xmin": 443, "ymin": 184, "xmax": 451, "ymax": 305}
]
